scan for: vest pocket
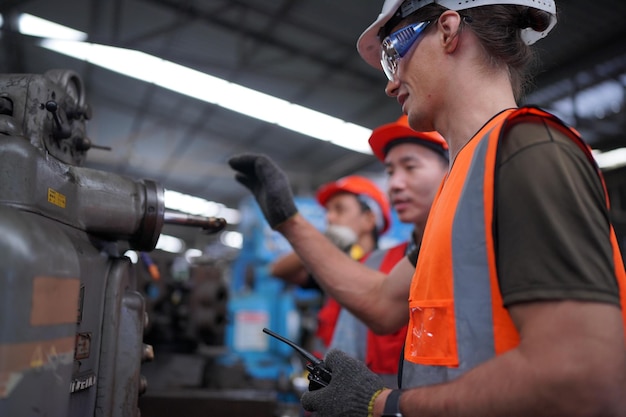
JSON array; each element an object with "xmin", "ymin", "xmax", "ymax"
[{"xmin": 405, "ymin": 299, "xmax": 458, "ymax": 366}]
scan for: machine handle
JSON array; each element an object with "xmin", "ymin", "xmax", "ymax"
[{"xmin": 163, "ymin": 210, "xmax": 227, "ymax": 234}]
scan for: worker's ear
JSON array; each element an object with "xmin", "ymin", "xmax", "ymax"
[{"xmin": 437, "ymin": 10, "xmax": 462, "ymax": 53}]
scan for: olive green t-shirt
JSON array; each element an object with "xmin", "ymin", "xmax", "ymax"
[{"xmin": 408, "ymin": 113, "xmax": 621, "ymax": 307}]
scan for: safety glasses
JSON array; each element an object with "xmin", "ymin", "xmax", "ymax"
[{"xmin": 380, "ymin": 21, "xmax": 432, "ymax": 81}]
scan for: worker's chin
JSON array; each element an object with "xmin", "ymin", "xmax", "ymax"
[
  {"xmin": 406, "ymin": 110, "xmax": 433, "ymax": 133},
  {"xmin": 397, "ymin": 211, "xmax": 414, "ymax": 224}
]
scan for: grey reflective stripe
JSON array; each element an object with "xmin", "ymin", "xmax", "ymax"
[
  {"xmin": 402, "ymin": 130, "xmax": 497, "ymax": 388},
  {"xmin": 329, "ymin": 308, "xmax": 368, "ymax": 360},
  {"xmin": 328, "ymin": 247, "xmax": 390, "ymax": 357},
  {"xmin": 363, "ymin": 248, "xmax": 387, "ymax": 269}
]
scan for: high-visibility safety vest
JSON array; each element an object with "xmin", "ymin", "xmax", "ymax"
[
  {"xmin": 364, "ymin": 242, "xmax": 409, "ymax": 374},
  {"xmin": 329, "ymin": 242, "xmax": 409, "ymax": 374},
  {"xmin": 316, "ymin": 245, "xmax": 368, "ymax": 350},
  {"xmin": 401, "ymin": 107, "xmax": 626, "ymax": 388},
  {"xmin": 316, "ymin": 297, "xmax": 340, "ymax": 350}
]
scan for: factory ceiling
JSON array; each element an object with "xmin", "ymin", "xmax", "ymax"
[{"xmin": 1, "ymin": 0, "xmax": 626, "ymax": 243}]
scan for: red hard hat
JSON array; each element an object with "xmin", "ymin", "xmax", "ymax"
[
  {"xmin": 368, "ymin": 115, "xmax": 448, "ymax": 162},
  {"xmin": 316, "ymin": 175, "xmax": 391, "ymax": 234}
]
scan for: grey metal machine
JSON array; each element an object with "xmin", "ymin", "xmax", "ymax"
[{"xmin": 0, "ymin": 69, "xmax": 226, "ymax": 417}]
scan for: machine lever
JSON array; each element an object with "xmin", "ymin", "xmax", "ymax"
[
  {"xmin": 45, "ymin": 100, "xmax": 71, "ymax": 140},
  {"xmin": 74, "ymin": 136, "xmax": 112, "ymax": 152}
]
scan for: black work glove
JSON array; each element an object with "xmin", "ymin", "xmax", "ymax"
[
  {"xmin": 301, "ymin": 349, "xmax": 385, "ymax": 417},
  {"xmin": 228, "ymin": 153, "xmax": 298, "ymax": 229}
]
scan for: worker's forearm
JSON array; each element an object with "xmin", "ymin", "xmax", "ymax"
[
  {"xmin": 278, "ymin": 214, "xmax": 381, "ymax": 300},
  {"xmin": 386, "ymin": 350, "xmax": 550, "ymax": 417},
  {"xmin": 374, "ymin": 353, "xmax": 614, "ymax": 417},
  {"xmin": 375, "ymin": 307, "xmax": 626, "ymax": 417},
  {"xmin": 277, "ymin": 214, "xmax": 401, "ymax": 331},
  {"xmin": 270, "ymin": 251, "xmax": 309, "ymax": 286}
]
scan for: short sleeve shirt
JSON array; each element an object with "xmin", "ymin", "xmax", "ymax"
[{"xmin": 408, "ymin": 113, "xmax": 621, "ymax": 307}]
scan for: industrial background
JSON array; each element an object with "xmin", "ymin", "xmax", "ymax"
[
  {"xmin": 2, "ymin": 0, "xmax": 626, "ymax": 216},
  {"xmin": 1, "ymin": 1, "xmax": 625, "ymax": 416}
]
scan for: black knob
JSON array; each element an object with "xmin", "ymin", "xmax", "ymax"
[
  {"xmin": 45, "ymin": 100, "xmax": 71, "ymax": 140},
  {"xmin": 0, "ymin": 96, "xmax": 13, "ymax": 116}
]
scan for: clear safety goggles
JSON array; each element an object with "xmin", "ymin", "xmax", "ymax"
[{"xmin": 380, "ymin": 21, "xmax": 432, "ymax": 81}]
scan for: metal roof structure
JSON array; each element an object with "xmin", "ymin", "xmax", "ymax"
[{"xmin": 1, "ymin": 0, "xmax": 626, "ymax": 243}]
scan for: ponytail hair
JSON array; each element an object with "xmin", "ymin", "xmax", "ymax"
[{"xmin": 461, "ymin": 5, "xmax": 553, "ymax": 100}]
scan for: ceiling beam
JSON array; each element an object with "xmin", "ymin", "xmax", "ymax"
[
  {"xmin": 140, "ymin": 0, "xmax": 382, "ymax": 86},
  {"xmin": 529, "ymin": 36, "xmax": 626, "ymax": 104}
]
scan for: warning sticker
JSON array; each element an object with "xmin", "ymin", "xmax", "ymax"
[
  {"xmin": 234, "ymin": 311, "xmax": 269, "ymax": 351},
  {"xmin": 47, "ymin": 188, "xmax": 66, "ymax": 208}
]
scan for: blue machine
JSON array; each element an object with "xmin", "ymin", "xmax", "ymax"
[
  {"xmin": 222, "ymin": 195, "xmax": 325, "ymax": 383},
  {"xmin": 222, "ymin": 191, "xmax": 413, "ymax": 384}
]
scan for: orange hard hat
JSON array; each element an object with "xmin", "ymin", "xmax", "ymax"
[
  {"xmin": 368, "ymin": 115, "xmax": 448, "ymax": 162},
  {"xmin": 316, "ymin": 175, "xmax": 391, "ymax": 234}
]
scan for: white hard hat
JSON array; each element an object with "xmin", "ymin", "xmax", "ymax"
[{"xmin": 357, "ymin": 0, "xmax": 557, "ymax": 70}]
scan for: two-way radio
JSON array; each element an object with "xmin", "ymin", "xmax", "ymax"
[{"xmin": 262, "ymin": 327, "xmax": 332, "ymax": 391}]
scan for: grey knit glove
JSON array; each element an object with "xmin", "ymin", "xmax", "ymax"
[
  {"xmin": 301, "ymin": 349, "xmax": 384, "ymax": 417},
  {"xmin": 228, "ymin": 153, "xmax": 298, "ymax": 229}
]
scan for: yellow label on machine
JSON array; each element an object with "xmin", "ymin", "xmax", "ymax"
[{"xmin": 47, "ymin": 188, "xmax": 66, "ymax": 208}]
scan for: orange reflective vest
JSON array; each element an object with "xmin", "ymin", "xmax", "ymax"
[{"xmin": 402, "ymin": 107, "xmax": 626, "ymax": 388}]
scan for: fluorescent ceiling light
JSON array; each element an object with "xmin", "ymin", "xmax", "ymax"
[
  {"xmin": 31, "ymin": 14, "xmax": 374, "ymax": 153},
  {"xmin": 184, "ymin": 248, "xmax": 203, "ymax": 262},
  {"xmin": 592, "ymin": 148, "xmax": 626, "ymax": 171},
  {"xmin": 155, "ymin": 234, "xmax": 185, "ymax": 253},
  {"xmin": 18, "ymin": 13, "xmax": 87, "ymax": 41},
  {"xmin": 220, "ymin": 231, "xmax": 243, "ymax": 249},
  {"xmin": 164, "ymin": 189, "xmax": 240, "ymax": 224},
  {"xmin": 123, "ymin": 250, "xmax": 139, "ymax": 264}
]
